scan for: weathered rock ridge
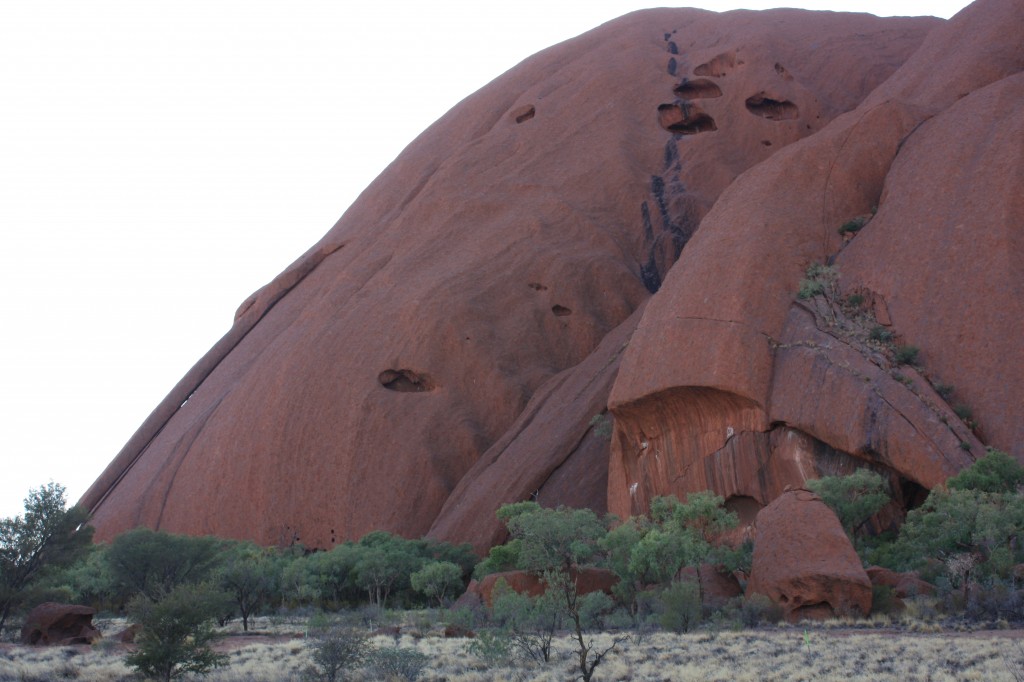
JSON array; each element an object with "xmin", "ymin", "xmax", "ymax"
[{"xmin": 83, "ymin": 1, "xmax": 1022, "ymax": 553}]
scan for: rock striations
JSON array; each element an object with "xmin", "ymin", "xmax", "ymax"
[{"xmin": 83, "ymin": 1, "xmax": 1023, "ymax": 555}]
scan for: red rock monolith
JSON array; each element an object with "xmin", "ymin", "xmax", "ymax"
[{"xmin": 80, "ymin": 1, "xmax": 1022, "ymax": 559}]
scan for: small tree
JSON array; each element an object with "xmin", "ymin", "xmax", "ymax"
[
  {"xmin": 499, "ymin": 504, "xmax": 622, "ymax": 682},
  {"xmin": 410, "ymin": 560, "xmax": 462, "ymax": 608},
  {"xmin": 125, "ymin": 583, "xmax": 230, "ymax": 681},
  {"xmin": 0, "ymin": 482, "xmax": 92, "ymax": 634},
  {"xmin": 216, "ymin": 542, "xmax": 278, "ymax": 631}
]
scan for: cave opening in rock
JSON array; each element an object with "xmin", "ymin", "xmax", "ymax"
[
  {"xmin": 378, "ymin": 369, "xmax": 436, "ymax": 393},
  {"xmin": 673, "ymin": 78, "xmax": 723, "ymax": 99},
  {"xmin": 658, "ymin": 103, "xmax": 717, "ymax": 134},
  {"xmin": 745, "ymin": 93, "xmax": 799, "ymax": 120}
]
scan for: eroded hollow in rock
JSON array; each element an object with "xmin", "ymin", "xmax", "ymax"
[
  {"xmin": 512, "ymin": 104, "xmax": 536, "ymax": 124},
  {"xmin": 693, "ymin": 51, "xmax": 736, "ymax": 77},
  {"xmin": 745, "ymin": 93, "xmax": 799, "ymax": 120},
  {"xmin": 673, "ymin": 78, "xmax": 723, "ymax": 99},
  {"xmin": 378, "ymin": 369, "xmax": 436, "ymax": 393},
  {"xmin": 725, "ymin": 495, "xmax": 762, "ymax": 525},
  {"xmin": 527, "ymin": 282, "xmax": 548, "ymax": 291},
  {"xmin": 551, "ymin": 304, "xmax": 572, "ymax": 317},
  {"xmin": 658, "ymin": 103, "xmax": 717, "ymax": 134}
]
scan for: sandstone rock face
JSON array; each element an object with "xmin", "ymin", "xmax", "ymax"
[
  {"xmin": 82, "ymin": 1, "xmax": 1021, "ymax": 553},
  {"xmin": 607, "ymin": 0, "xmax": 1023, "ymax": 521},
  {"xmin": 747, "ymin": 490, "xmax": 871, "ymax": 620},
  {"xmin": 20, "ymin": 603, "xmax": 101, "ymax": 646}
]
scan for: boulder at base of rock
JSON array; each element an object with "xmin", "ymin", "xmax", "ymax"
[
  {"xmin": 467, "ymin": 568, "xmax": 619, "ymax": 608},
  {"xmin": 20, "ymin": 603, "xmax": 101, "ymax": 645},
  {"xmin": 747, "ymin": 490, "xmax": 871, "ymax": 620},
  {"xmin": 866, "ymin": 566, "xmax": 936, "ymax": 598}
]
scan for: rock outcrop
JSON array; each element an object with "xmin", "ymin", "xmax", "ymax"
[
  {"xmin": 20, "ymin": 603, "xmax": 101, "ymax": 646},
  {"xmin": 465, "ymin": 568, "xmax": 619, "ymax": 608},
  {"xmin": 747, "ymin": 490, "xmax": 872, "ymax": 620},
  {"xmin": 81, "ymin": 1, "xmax": 1022, "ymax": 554}
]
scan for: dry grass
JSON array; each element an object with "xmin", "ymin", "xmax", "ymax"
[{"xmin": 2, "ymin": 622, "xmax": 1023, "ymax": 681}]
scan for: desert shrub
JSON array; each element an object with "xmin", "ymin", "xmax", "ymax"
[
  {"xmin": 589, "ymin": 413, "xmax": 613, "ymax": 440},
  {"xmin": 125, "ymin": 583, "xmax": 231, "ymax": 682},
  {"xmin": 964, "ymin": 577, "xmax": 1024, "ymax": 622},
  {"xmin": 657, "ymin": 580, "xmax": 702, "ymax": 632},
  {"xmin": 869, "ymin": 326, "xmax": 894, "ymax": 343},
  {"xmin": 893, "ymin": 345, "xmax": 920, "ymax": 366},
  {"xmin": 491, "ymin": 580, "xmax": 561, "ymax": 663},
  {"xmin": 798, "ymin": 279, "xmax": 824, "ymax": 299},
  {"xmin": 797, "ymin": 263, "xmax": 838, "ymax": 301},
  {"xmin": 468, "ymin": 628, "xmax": 518, "ymax": 668},
  {"xmin": 838, "ymin": 217, "xmax": 868, "ymax": 234},
  {"xmin": 304, "ymin": 626, "xmax": 370, "ymax": 682},
  {"xmin": 870, "ymin": 584, "xmax": 900, "ymax": 616},
  {"xmin": 368, "ymin": 646, "xmax": 429, "ymax": 681},
  {"xmin": 934, "ymin": 382, "xmax": 955, "ymax": 399},
  {"xmin": 741, "ymin": 594, "xmax": 784, "ymax": 627}
]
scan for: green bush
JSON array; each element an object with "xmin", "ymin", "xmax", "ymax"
[
  {"xmin": 838, "ymin": 217, "xmax": 868, "ymax": 235},
  {"xmin": 947, "ymin": 448, "xmax": 1024, "ymax": 493},
  {"xmin": 657, "ymin": 580, "xmax": 702, "ymax": 632},
  {"xmin": 870, "ymin": 584, "xmax": 900, "ymax": 616},
  {"xmin": 304, "ymin": 625, "xmax": 370, "ymax": 682},
  {"xmin": 805, "ymin": 469, "xmax": 890, "ymax": 539},
  {"xmin": 125, "ymin": 583, "xmax": 231, "ymax": 681},
  {"xmin": 368, "ymin": 646, "xmax": 429, "ymax": 681},
  {"xmin": 954, "ymin": 404, "xmax": 973, "ymax": 421},
  {"xmin": 797, "ymin": 279, "xmax": 825, "ymax": 299},
  {"xmin": 869, "ymin": 326, "xmax": 894, "ymax": 343},
  {"xmin": 893, "ymin": 345, "xmax": 920, "ymax": 366},
  {"xmin": 740, "ymin": 594, "xmax": 784, "ymax": 627},
  {"xmin": 467, "ymin": 628, "xmax": 517, "ymax": 669},
  {"xmin": 410, "ymin": 561, "xmax": 463, "ymax": 607}
]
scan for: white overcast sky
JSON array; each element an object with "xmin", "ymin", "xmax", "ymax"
[{"xmin": 0, "ymin": 0, "xmax": 970, "ymax": 520}]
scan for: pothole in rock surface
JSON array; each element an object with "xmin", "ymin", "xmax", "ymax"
[
  {"xmin": 378, "ymin": 369, "xmax": 436, "ymax": 392},
  {"xmin": 745, "ymin": 92, "xmax": 799, "ymax": 120},
  {"xmin": 512, "ymin": 104, "xmax": 535, "ymax": 124},
  {"xmin": 551, "ymin": 304, "xmax": 572, "ymax": 317},
  {"xmin": 673, "ymin": 78, "xmax": 723, "ymax": 99},
  {"xmin": 658, "ymin": 103, "xmax": 717, "ymax": 134}
]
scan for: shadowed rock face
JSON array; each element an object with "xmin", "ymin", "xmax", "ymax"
[{"xmin": 82, "ymin": 2, "xmax": 1022, "ymax": 553}]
